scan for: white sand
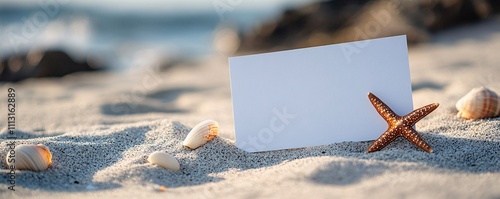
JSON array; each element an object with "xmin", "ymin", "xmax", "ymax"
[{"xmin": 1, "ymin": 17, "xmax": 500, "ymax": 199}]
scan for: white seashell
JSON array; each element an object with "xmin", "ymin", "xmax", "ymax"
[
  {"xmin": 5, "ymin": 144, "xmax": 52, "ymax": 172},
  {"xmin": 183, "ymin": 120, "xmax": 219, "ymax": 149},
  {"xmin": 147, "ymin": 151, "xmax": 180, "ymax": 171},
  {"xmin": 456, "ymin": 86, "xmax": 500, "ymax": 119}
]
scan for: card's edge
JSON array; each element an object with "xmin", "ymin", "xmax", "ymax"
[{"xmin": 229, "ymin": 35, "xmax": 407, "ymax": 60}]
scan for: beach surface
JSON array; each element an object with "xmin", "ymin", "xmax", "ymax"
[{"xmin": 1, "ymin": 17, "xmax": 500, "ymax": 199}]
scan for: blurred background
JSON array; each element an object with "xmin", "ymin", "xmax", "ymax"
[
  {"xmin": 1, "ymin": 0, "xmax": 499, "ymax": 81},
  {"xmin": 0, "ymin": 0, "xmax": 308, "ymax": 81}
]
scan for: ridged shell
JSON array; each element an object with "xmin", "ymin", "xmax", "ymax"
[
  {"xmin": 147, "ymin": 151, "xmax": 180, "ymax": 171},
  {"xmin": 183, "ymin": 120, "xmax": 219, "ymax": 149},
  {"xmin": 5, "ymin": 144, "xmax": 52, "ymax": 171},
  {"xmin": 456, "ymin": 86, "xmax": 500, "ymax": 119}
]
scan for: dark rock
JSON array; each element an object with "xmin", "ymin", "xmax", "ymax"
[
  {"xmin": 239, "ymin": 0, "xmax": 500, "ymax": 52},
  {"xmin": 0, "ymin": 50, "xmax": 103, "ymax": 82}
]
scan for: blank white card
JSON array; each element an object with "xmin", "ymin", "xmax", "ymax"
[{"xmin": 229, "ymin": 35, "xmax": 413, "ymax": 152}]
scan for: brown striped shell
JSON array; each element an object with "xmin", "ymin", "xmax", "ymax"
[
  {"xmin": 5, "ymin": 144, "xmax": 52, "ymax": 171},
  {"xmin": 456, "ymin": 87, "xmax": 500, "ymax": 119}
]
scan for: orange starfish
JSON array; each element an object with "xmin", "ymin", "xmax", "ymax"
[{"xmin": 366, "ymin": 93, "xmax": 439, "ymax": 153}]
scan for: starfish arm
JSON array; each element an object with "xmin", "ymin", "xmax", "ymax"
[
  {"xmin": 404, "ymin": 103, "xmax": 439, "ymax": 126},
  {"xmin": 401, "ymin": 127, "xmax": 433, "ymax": 153},
  {"xmin": 366, "ymin": 127, "xmax": 400, "ymax": 153},
  {"xmin": 368, "ymin": 93, "xmax": 399, "ymax": 123}
]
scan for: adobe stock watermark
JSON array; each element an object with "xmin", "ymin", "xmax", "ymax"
[
  {"xmin": 6, "ymin": 88, "xmax": 17, "ymax": 191},
  {"xmin": 341, "ymin": 0, "xmax": 401, "ymax": 63},
  {"xmin": 5, "ymin": 0, "xmax": 71, "ymax": 53},
  {"xmin": 212, "ymin": 0, "xmax": 243, "ymax": 21},
  {"xmin": 109, "ymin": 64, "xmax": 163, "ymax": 115},
  {"xmin": 238, "ymin": 106, "xmax": 297, "ymax": 152}
]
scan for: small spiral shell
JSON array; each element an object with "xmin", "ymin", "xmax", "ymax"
[
  {"xmin": 456, "ymin": 87, "xmax": 500, "ymax": 119},
  {"xmin": 5, "ymin": 144, "xmax": 52, "ymax": 172}
]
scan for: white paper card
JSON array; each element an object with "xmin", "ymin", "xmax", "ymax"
[{"xmin": 229, "ymin": 35, "xmax": 413, "ymax": 152}]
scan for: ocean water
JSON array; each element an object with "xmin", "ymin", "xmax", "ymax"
[{"xmin": 0, "ymin": 4, "xmax": 284, "ymax": 69}]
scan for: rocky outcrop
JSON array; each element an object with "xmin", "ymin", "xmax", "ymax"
[
  {"xmin": 239, "ymin": 0, "xmax": 500, "ymax": 52},
  {"xmin": 0, "ymin": 50, "xmax": 102, "ymax": 82}
]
